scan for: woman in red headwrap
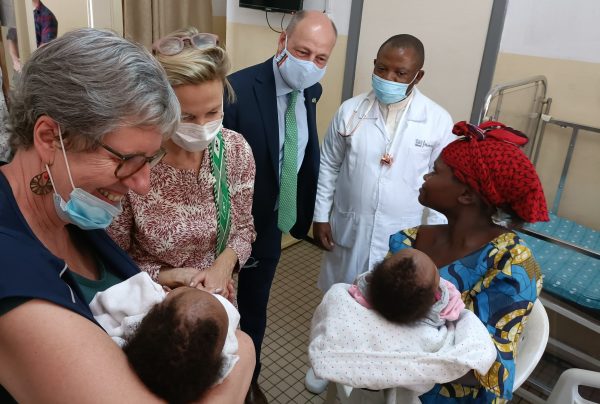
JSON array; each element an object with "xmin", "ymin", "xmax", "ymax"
[{"xmin": 389, "ymin": 121, "xmax": 549, "ymax": 403}]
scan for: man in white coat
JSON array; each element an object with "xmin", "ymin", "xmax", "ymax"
[{"xmin": 313, "ymin": 34, "xmax": 455, "ymax": 292}]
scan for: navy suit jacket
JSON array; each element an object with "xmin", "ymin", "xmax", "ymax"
[{"xmin": 224, "ymin": 58, "xmax": 321, "ymax": 258}]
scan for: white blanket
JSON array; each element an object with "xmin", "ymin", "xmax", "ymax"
[
  {"xmin": 90, "ymin": 272, "xmax": 240, "ymax": 382},
  {"xmin": 308, "ymin": 283, "xmax": 496, "ymax": 393}
]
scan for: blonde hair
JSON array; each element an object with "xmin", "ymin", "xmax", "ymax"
[{"xmin": 155, "ymin": 27, "xmax": 235, "ymax": 103}]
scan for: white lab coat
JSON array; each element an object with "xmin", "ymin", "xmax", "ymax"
[{"xmin": 314, "ymin": 89, "xmax": 454, "ymax": 291}]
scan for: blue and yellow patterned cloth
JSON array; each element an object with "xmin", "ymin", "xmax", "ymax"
[{"xmin": 389, "ymin": 228, "xmax": 543, "ymax": 403}]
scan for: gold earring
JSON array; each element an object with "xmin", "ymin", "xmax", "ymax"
[{"xmin": 29, "ymin": 170, "xmax": 53, "ymax": 195}]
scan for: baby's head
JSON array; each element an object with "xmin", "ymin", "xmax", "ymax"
[
  {"xmin": 368, "ymin": 249, "xmax": 439, "ymax": 325},
  {"xmin": 123, "ymin": 287, "xmax": 228, "ymax": 404}
]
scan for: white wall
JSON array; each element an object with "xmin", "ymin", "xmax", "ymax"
[
  {"xmin": 225, "ymin": 0, "xmax": 351, "ymax": 35},
  {"xmin": 500, "ymin": 0, "xmax": 600, "ymax": 63},
  {"xmin": 354, "ymin": 0, "xmax": 493, "ymax": 122}
]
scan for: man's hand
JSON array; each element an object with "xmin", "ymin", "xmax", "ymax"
[{"xmin": 313, "ymin": 221, "xmax": 334, "ymax": 251}]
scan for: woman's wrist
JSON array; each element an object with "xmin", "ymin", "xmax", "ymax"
[
  {"xmin": 156, "ymin": 268, "xmax": 173, "ymax": 286},
  {"xmin": 215, "ymin": 248, "xmax": 239, "ymax": 278}
]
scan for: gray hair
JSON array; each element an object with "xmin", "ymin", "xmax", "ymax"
[{"xmin": 9, "ymin": 28, "xmax": 180, "ymax": 152}]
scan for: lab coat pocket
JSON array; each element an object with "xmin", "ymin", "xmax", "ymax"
[{"xmin": 330, "ymin": 210, "xmax": 356, "ymax": 249}]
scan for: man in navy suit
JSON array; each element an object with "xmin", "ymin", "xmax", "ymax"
[{"xmin": 223, "ymin": 10, "xmax": 337, "ymax": 403}]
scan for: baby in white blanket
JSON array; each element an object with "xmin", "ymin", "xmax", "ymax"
[
  {"xmin": 90, "ymin": 272, "xmax": 239, "ymax": 404},
  {"xmin": 308, "ymin": 249, "xmax": 496, "ymax": 394}
]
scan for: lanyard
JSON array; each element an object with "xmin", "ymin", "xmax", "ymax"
[{"xmin": 209, "ymin": 130, "xmax": 231, "ymax": 256}]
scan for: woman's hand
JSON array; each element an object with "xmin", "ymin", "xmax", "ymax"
[
  {"xmin": 190, "ymin": 248, "xmax": 239, "ymax": 299},
  {"xmin": 226, "ymin": 280, "xmax": 236, "ymax": 304},
  {"xmin": 157, "ymin": 267, "xmax": 199, "ymax": 289}
]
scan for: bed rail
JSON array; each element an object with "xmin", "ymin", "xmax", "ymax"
[{"xmin": 478, "ymin": 76, "xmax": 551, "ymax": 159}]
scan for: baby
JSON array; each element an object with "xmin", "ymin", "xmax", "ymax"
[
  {"xmin": 348, "ymin": 248, "xmax": 464, "ymax": 327},
  {"xmin": 90, "ymin": 273, "xmax": 239, "ymax": 404},
  {"xmin": 308, "ymin": 249, "xmax": 496, "ymax": 393}
]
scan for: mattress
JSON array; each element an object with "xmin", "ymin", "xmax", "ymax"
[{"xmin": 518, "ymin": 213, "xmax": 600, "ymax": 311}]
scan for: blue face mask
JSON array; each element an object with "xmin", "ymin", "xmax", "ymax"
[
  {"xmin": 46, "ymin": 126, "xmax": 122, "ymax": 230},
  {"xmin": 275, "ymin": 35, "xmax": 326, "ymax": 90},
  {"xmin": 371, "ymin": 72, "xmax": 420, "ymax": 105}
]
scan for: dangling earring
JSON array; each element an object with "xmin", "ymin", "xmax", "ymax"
[{"xmin": 30, "ymin": 170, "xmax": 54, "ymax": 195}]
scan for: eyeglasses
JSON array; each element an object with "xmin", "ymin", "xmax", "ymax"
[
  {"xmin": 152, "ymin": 33, "xmax": 219, "ymax": 56},
  {"xmin": 100, "ymin": 143, "xmax": 167, "ymax": 179}
]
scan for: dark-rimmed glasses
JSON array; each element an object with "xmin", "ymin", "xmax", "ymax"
[
  {"xmin": 152, "ymin": 33, "xmax": 219, "ymax": 56},
  {"xmin": 100, "ymin": 143, "xmax": 167, "ymax": 179}
]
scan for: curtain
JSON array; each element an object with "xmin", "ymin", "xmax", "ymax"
[{"xmin": 123, "ymin": 0, "xmax": 213, "ymax": 49}]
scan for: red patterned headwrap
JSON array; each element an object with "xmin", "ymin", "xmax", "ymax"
[{"xmin": 441, "ymin": 121, "xmax": 549, "ymax": 223}]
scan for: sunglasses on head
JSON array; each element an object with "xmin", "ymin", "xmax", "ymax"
[{"xmin": 152, "ymin": 33, "xmax": 219, "ymax": 56}]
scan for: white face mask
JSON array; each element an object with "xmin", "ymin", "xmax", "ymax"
[
  {"xmin": 172, "ymin": 117, "xmax": 223, "ymax": 152},
  {"xmin": 275, "ymin": 35, "xmax": 326, "ymax": 91}
]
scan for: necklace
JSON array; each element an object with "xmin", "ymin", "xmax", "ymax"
[
  {"xmin": 380, "ymin": 153, "xmax": 393, "ymax": 166},
  {"xmin": 378, "ymin": 94, "xmax": 414, "ymax": 167}
]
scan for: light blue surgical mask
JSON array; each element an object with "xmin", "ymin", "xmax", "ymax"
[
  {"xmin": 46, "ymin": 125, "xmax": 122, "ymax": 230},
  {"xmin": 371, "ymin": 72, "xmax": 420, "ymax": 105},
  {"xmin": 275, "ymin": 35, "xmax": 326, "ymax": 90}
]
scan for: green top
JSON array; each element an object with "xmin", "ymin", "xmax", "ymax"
[{"xmin": 69, "ymin": 260, "xmax": 124, "ymax": 304}]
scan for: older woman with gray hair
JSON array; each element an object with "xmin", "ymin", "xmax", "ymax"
[{"xmin": 0, "ymin": 28, "xmax": 254, "ymax": 403}]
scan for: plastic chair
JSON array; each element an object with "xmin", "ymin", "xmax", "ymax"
[
  {"xmin": 546, "ymin": 368, "xmax": 600, "ymax": 404},
  {"xmin": 325, "ymin": 383, "xmax": 419, "ymax": 404},
  {"xmin": 513, "ymin": 299, "xmax": 550, "ymax": 391}
]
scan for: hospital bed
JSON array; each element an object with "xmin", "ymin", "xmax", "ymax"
[{"xmin": 479, "ymin": 77, "xmax": 600, "ymax": 390}]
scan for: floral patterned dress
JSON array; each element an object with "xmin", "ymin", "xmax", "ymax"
[
  {"xmin": 108, "ymin": 128, "xmax": 256, "ymax": 281},
  {"xmin": 389, "ymin": 227, "xmax": 543, "ymax": 404}
]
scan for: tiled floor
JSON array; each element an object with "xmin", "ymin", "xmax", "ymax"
[
  {"xmin": 255, "ymin": 241, "xmax": 600, "ymax": 404},
  {"xmin": 258, "ymin": 240, "xmax": 330, "ymax": 403}
]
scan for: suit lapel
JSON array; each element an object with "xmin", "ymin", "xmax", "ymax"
[
  {"xmin": 303, "ymin": 88, "xmax": 317, "ymax": 158},
  {"xmin": 253, "ymin": 59, "xmax": 280, "ymax": 182}
]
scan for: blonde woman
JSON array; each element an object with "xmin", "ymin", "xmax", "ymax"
[{"xmin": 109, "ymin": 27, "xmax": 256, "ymax": 302}]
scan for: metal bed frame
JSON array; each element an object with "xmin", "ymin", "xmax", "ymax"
[{"xmin": 479, "ymin": 78, "xmax": 600, "ymax": 384}]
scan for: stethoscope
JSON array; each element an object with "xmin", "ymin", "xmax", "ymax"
[{"xmin": 336, "ymin": 95, "xmax": 378, "ymax": 137}]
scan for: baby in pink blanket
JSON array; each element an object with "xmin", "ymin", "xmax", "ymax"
[{"xmin": 349, "ymin": 249, "xmax": 464, "ymax": 327}]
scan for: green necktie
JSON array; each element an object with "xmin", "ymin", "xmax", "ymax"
[{"xmin": 278, "ymin": 90, "xmax": 298, "ymax": 233}]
